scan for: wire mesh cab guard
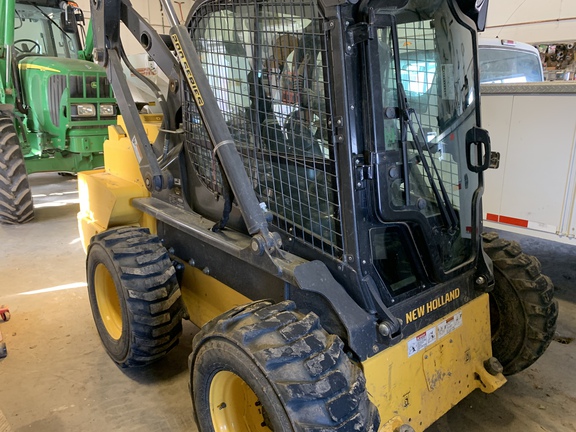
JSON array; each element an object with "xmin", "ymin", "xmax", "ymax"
[{"xmin": 183, "ymin": 0, "xmax": 343, "ymax": 257}]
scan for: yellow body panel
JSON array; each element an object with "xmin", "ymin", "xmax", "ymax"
[
  {"xmin": 77, "ymin": 115, "xmax": 164, "ymax": 251},
  {"xmin": 77, "ymin": 113, "xmax": 244, "ymax": 323},
  {"xmin": 179, "ymin": 261, "xmax": 252, "ymax": 328},
  {"xmin": 364, "ymin": 294, "xmax": 506, "ymax": 432},
  {"xmin": 77, "ymin": 170, "xmax": 149, "ymax": 251}
]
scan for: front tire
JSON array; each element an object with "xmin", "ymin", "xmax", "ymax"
[
  {"xmin": 483, "ymin": 232, "xmax": 558, "ymax": 375},
  {"xmin": 190, "ymin": 300, "xmax": 380, "ymax": 432},
  {"xmin": 87, "ymin": 227, "xmax": 184, "ymax": 367},
  {"xmin": 0, "ymin": 115, "xmax": 33, "ymax": 224}
]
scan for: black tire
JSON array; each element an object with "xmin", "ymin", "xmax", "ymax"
[
  {"xmin": 0, "ymin": 116, "xmax": 33, "ymax": 224},
  {"xmin": 87, "ymin": 227, "xmax": 184, "ymax": 367},
  {"xmin": 190, "ymin": 300, "xmax": 380, "ymax": 432},
  {"xmin": 482, "ymin": 232, "xmax": 558, "ymax": 375}
]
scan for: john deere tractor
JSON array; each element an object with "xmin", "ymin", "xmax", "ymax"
[
  {"xmin": 78, "ymin": 0, "xmax": 558, "ymax": 430},
  {"xmin": 0, "ymin": 0, "xmax": 116, "ymax": 224}
]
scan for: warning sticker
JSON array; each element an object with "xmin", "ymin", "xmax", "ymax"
[
  {"xmin": 438, "ymin": 311, "xmax": 462, "ymax": 339},
  {"xmin": 407, "ymin": 311, "xmax": 462, "ymax": 357}
]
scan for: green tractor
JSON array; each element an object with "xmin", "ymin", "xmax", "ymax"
[{"xmin": 0, "ymin": 0, "xmax": 116, "ymax": 224}]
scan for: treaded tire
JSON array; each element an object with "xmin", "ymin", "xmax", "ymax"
[
  {"xmin": 190, "ymin": 300, "xmax": 380, "ymax": 432},
  {"xmin": 0, "ymin": 115, "xmax": 33, "ymax": 224},
  {"xmin": 482, "ymin": 232, "xmax": 558, "ymax": 375},
  {"xmin": 87, "ymin": 227, "xmax": 184, "ymax": 367}
]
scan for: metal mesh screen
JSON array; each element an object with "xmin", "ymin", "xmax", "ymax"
[
  {"xmin": 184, "ymin": 0, "xmax": 342, "ymax": 256},
  {"xmin": 397, "ymin": 21, "xmax": 461, "ymax": 209}
]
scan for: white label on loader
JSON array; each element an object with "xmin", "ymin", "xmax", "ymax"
[
  {"xmin": 407, "ymin": 311, "xmax": 462, "ymax": 357},
  {"xmin": 132, "ymin": 135, "xmax": 143, "ymax": 163}
]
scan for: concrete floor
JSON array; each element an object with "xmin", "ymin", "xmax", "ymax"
[{"xmin": 0, "ymin": 173, "xmax": 575, "ymax": 432}]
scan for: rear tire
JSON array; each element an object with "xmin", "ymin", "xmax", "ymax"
[
  {"xmin": 0, "ymin": 115, "xmax": 33, "ymax": 224},
  {"xmin": 482, "ymin": 232, "xmax": 558, "ymax": 375},
  {"xmin": 87, "ymin": 227, "xmax": 184, "ymax": 367},
  {"xmin": 190, "ymin": 300, "xmax": 380, "ymax": 432}
]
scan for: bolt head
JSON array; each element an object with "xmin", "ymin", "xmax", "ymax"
[
  {"xmin": 378, "ymin": 322, "xmax": 391, "ymax": 337},
  {"xmin": 250, "ymin": 236, "xmax": 266, "ymax": 255},
  {"xmin": 484, "ymin": 357, "xmax": 504, "ymax": 376},
  {"xmin": 93, "ymin": 48, "xmax": 106, "ymax": 65}
]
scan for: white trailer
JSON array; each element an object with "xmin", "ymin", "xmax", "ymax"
[{"xmin": 481, "ymin": 82, "xmax": 576, "ymax": 245}]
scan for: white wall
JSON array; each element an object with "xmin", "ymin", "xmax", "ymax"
[
  {"xmin": 484, "ymin": 0, "xmax": 576, "ymax": 44},
  {"xmin": 74, "ymin": 0, "xmax": 576, "ymax": 50},
  {"xmin": 75, "ymin": 0, "xmax": 196, "ymax": 55}
]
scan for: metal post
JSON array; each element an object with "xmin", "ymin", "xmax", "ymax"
[
  {"xmin": 158, "ymin": 0, "xmax": 180, "ymax": 26},
  {"xmin": 2, "ymin": 0, "xmax": 15, "ymax": 90}
]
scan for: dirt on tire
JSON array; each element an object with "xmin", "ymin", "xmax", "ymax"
[
  {"xmin": 482, "ymin": 232, "xmax": 558, "ymax": 375},
  {"xmin": 191, "ymin": 300, "xmax": 381, "ymax": 431}
]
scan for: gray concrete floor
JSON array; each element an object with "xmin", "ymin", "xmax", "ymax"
[{"xmin": 0, "ymin": 173, "xmax": 574, "ymax": 432}]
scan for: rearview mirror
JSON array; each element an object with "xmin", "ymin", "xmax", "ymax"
[
  {"xmin": 60, "ymin": 6, "xmax": 77, "ymax": 33},
  {"xmin": 455, "ymin": 0, "xmax": 489, "ymax": 31}
]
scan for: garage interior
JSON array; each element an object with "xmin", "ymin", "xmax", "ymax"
[
  {"xmin": 1, "ymin": 0, "xmax": 576, "ymax": 431},
  {"xmin": 0, "ymin": 175, "xmax": 574, "ymax": 431}
]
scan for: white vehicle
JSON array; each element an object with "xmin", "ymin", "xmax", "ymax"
[{"xmin": 478, "ymin": 38, "xmax": 544, "ymax": 83}]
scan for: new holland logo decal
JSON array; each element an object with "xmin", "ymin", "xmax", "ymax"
[{"xmin": 405, "ymin": 288, "xmax": 460, "ymax": 324}]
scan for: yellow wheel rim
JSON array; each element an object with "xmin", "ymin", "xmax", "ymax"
[
  {"xmin": 94, "ymin": 263, "xmax": 123, "ymax": 340},
  {"xmin": 210, "ymin": 370, "xmax": 272, "ymax": 431}
]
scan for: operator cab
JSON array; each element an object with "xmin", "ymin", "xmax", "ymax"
[
  {"xmin": 14, "ymin": 1, "xmax": 83, "ymax": 59},
  {"xmin": 182, "ymin": 0, "xmax": 493, "ymax": 319}
]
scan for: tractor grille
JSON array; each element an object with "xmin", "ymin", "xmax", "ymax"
[
  {"xmin": 68, "ymin": 75, "xmax": 112, "ymax": 98},
  {"xmin": 184, "ymin": 0, "xmax": 342, "ymax": 257},
  {"xmin": 48, "ymin": 75, "xmax": 67, "ymax": 126},
  {"xmin": 48, "ymin": 73, "xmax": 113, "ymax": 125}
]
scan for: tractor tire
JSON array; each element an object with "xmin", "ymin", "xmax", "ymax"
[
  {"xmin": 482, "ymin": 232, "xmax": 558, "ymax": 375},
  {"xmin": 87, "ymin": 227, "xmax": 184, "ymax": 367},
  {"xmin": 190, "ymin": 300, "xmax": 380, "ymax": 432},
  {"xmin": 0, "ymin": 116, "xmax": 33, "ymax": 224}
]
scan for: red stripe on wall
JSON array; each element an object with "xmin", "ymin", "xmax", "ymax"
[
  {"xmin": 498, "ymin": 215, "xmax": 529, "ymax": 227},
  {"xmin": 486, "ymin": 213, "xmax": 499, "ymax": 222}
]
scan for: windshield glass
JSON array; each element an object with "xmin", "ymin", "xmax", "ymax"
[
  {"xmin": 14, "ymin": 4, "xmax": 80, "ymax": 58},
  {"xmin": 371, "ymin": 0, "xmax": 479, "ymax": 276},
  {"xmin": 478, "ymin": 47, "xmax": 543, "ymax": 83}
]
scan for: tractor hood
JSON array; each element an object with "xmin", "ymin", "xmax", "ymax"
[
  {"xmin": 18, "ymin": 55, "xmax": 115, "ymax": 138},
  {"xmin": 19, "ymin": 56, "xmax": 106, "ymax": 75}
]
